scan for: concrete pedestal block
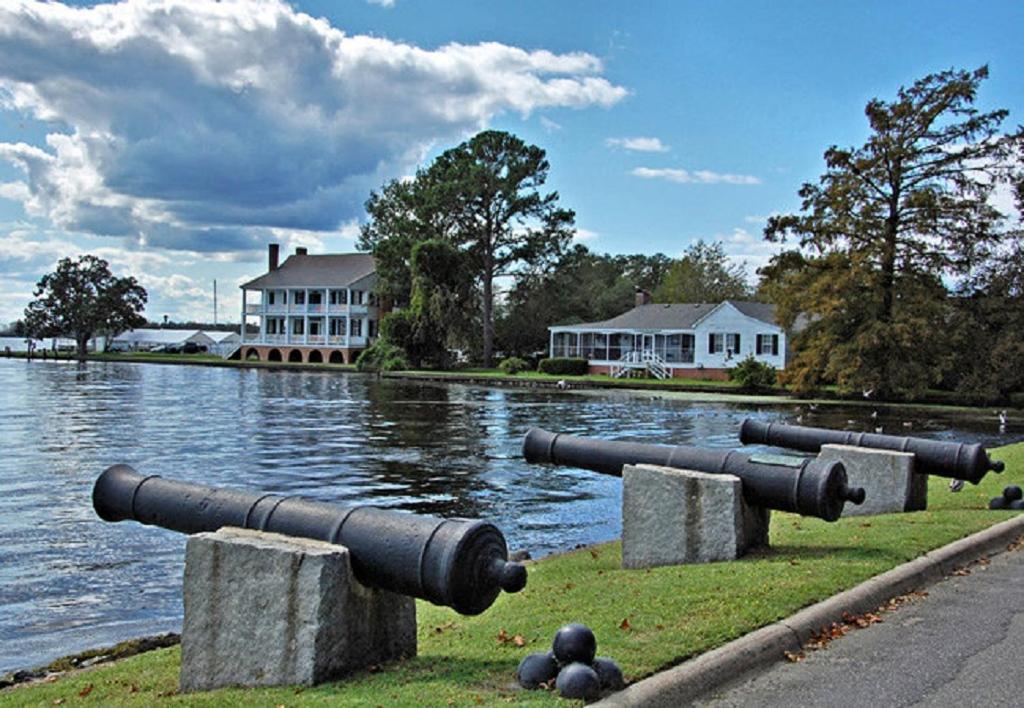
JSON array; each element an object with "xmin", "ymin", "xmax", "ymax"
[
  {"xmin": 819, "ymin": 444, "xmax": 926, "ymax": 516},
  {"xmin": 621, "ymin": 464, "xmax": 770, "ymax": 568},
  {"xmin": 180, "ymin": 527, "xmax": 416, "ymax": 692}
]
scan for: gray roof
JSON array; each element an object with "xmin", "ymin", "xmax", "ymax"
[
  {"xmin": 242, "ymin": 253, "xmax": 375, "ymax": 289},
  {"xmin": 553, "ymin": 300, "xmax": 778, "ymax": 330}
]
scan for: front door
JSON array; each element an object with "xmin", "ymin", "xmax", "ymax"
[{"xmin": 642, "ymin": 333, "xmax": 655, "ymax": 355}]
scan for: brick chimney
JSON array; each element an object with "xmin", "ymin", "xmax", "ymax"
[
  {"xmin": 268, "ymin": 243, "xmax": 279, "ymax": 271},
  {"xmin": 295, "ymin": 247, "xmax": 308, "ymax": 256},
  {"xmin": 635, "ymin": 287, "xmax": 652, "ymax": 306}
]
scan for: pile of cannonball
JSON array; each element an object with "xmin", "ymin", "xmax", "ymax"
[
  {"xmin": 516, "ymin": 623, "xmax": 625, "ymax": 701},
  {"xmin": 989, "ymin": 485, "xmax": 1024, "ymax": 510}
]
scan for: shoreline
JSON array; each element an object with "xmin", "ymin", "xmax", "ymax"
[{"xmin": 1, "ymin": 352, "xmax": 1016, "ymax": 414}]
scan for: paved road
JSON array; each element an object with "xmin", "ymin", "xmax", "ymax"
[{"xmin": 701, "ymin": 545, "xmax": 1024, "ymax": 708}]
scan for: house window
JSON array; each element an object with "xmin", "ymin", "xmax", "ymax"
[
  {"xmin": 368, "ymin": 320, "xmax": 377, "ymax": 338},
  {"xmin": 266, "ymin": 319, "xmax": 277, "ymax": 335},
  {"xmin": 309, "ymin": 319, "xmax": 321, "ymax": 336},
  {"xmin": 330, "ymin": 318, "xmax": 347, "ymax": 336},
  {"xmin": 756, "ymin": 334, "xmax": 780, "ymax": 356},
  {"xmin": 267, "ymin": 291, "xmax": 275, "ymax": 305},
  {"xmin": 308, "ymin": 290, "xmax": 323, "ymax": 305},
  {"xmin": 352, "ymin": 290, "xmax": 364, "ymax": 305},
  {"xmin": 709, "ymin": 333, "xmax": 740, "ymax": 355},
  {"xmin": 293, "ymin": 290, "xmax": 306, "ymax": 305},
  {"xmin": 292, "ymin": 319, "xmax": 304, "ymax": 335},
  {"xmin": 329, "ymin": 289, "xmax": 347, "ymax": 305},
  {"xmin": 351, "ymin": 319, "xmax": 362, "ymax": 337}
]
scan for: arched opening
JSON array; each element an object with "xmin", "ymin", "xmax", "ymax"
[
  {"xmin": 245, "ymin": 348, "xmax": 260, "ymax": 360},
  {"xmin": 329, "ymin": 350, "xmax": 345, "ymax": 364},
  {"xmin": 308, "ymin": 350, "xmax": 323, "ymax": 364},
  {"xmin": 288, "ymin": 349, "xmax": 304, "ymax": 363},
  {"xmin": 268, "ymin": 348, "xmax": 282, "ymax": 362}
]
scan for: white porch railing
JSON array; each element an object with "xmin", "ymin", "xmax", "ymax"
[{"xmin": 610, "ymin": 350, "xmax": 669, "ymax": 380}]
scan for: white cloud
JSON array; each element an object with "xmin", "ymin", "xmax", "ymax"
[
  {"xmin": 366, "ymin": 0, "xmax": 396, "ymax": 6},
  {"xmin": 0, "ymin": 181, "xmax": 30, "ymax": 202},
  {"xmin": 0, "ymin": 0, "xmax": 627, "ymax": 255},
  {"xmin": 606, "ymin": 136, "xmax": 668, "ymax": 153},
  {"xmin": 631, "ymin": 167, "xmax": 761, "ymax": 185},
  {"xmin": 716, "ymin": 227, "xmax": 782, "ymax": 275},
  {"xmin": 539, "ymin": 116, "xmax": 563, "ymax": 133},
  {"xmin": 573, "ymin": 228, "xmax": 598, "ymax": 243}
]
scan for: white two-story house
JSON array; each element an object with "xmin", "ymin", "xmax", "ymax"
[
  {"xmin": 240, "ymin": 244, "xmax": 381, "ymax": 364},
  {"xmin": 548, "ymin": 291, "xmax": 786, "ymax": 380}
]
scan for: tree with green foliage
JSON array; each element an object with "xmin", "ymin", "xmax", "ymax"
[
  {"xmin": 360, "ymin": 130, "xmax": 575, "ymax": 366},
  {"xmin": 24, "ymin": 255, "xmax": 147, "ymax": 357},
  {"xmin": 380, "ymin": 239, "xmax": 476, "ymax": 368},
  {"xmin": 653, "ymin": 240, "xmax": 750, "ymax": 303},
  {"xmin": 496, "ymin": 246, "xmax": 671, "ymax": 357},
  {"xmin": 761, "ymin": 66, "xmax": 1018, "ymax": 398}
]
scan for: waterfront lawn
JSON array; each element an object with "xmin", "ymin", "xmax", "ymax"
[
  {"xmin": 396, "ymin": 367, "xmax": 746, "ymax": 389},
  {"xmin": 6, "ymin": 441, "xmax": 1024, "ymax": 707}
]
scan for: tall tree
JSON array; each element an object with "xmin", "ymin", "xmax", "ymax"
[
  {"xmin": 24, "ymin": 255, "xmax": 147, "ymax": 356},
  {"xmin": 361, "ymin": 130, "xmax": 575, "ymax": 366},
  {"xmin": 653, "ymin": 240, "xmax": 751, "ymax": 303},
  {"xmin": 762, "ymin": 66, "xmax": 1017, "ymax": 397}
]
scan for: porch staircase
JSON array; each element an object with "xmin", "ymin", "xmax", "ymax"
[{"xmin": 610, "ymin": 350, "xmax": 669, "ymax": 380}]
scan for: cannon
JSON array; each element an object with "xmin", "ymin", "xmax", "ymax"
[
  {"xmin": 522, "ymin": 428, "xmax": 865, "ymax": 522},
  {"xmin": 739, "ymin": 419, "xmax": 1004, "ymax": 485},
  {"xmin": 93, "ymin": 464, "xmax": 526, "ymax": 616}
]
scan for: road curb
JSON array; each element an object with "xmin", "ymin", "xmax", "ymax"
[{"xmin": 596, "ymin": 514, "xmax": 1024, "ymax": 707}]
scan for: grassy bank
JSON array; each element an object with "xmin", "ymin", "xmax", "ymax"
[{"xmin": 6, "ymin": 442, "xmax": 1023, "ymax": 706}]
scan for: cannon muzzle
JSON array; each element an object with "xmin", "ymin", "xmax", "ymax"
[
  {"xmin": 523, "ymin": 428, "xmax": 864, "ymax": 522},
  {"xmin": 93, "ymin": 465, "xmax": 526, "ymax": 615},
  {"xmin": 739, "ymin": 419, "xmax": 1004, "ymax": 484}
]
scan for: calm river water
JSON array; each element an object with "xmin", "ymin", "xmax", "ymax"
[{"xmin": 0, "ymin": 359, "xmax": 1016, "ymax": 673}]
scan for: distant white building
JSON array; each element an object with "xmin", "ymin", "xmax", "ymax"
[
  {"xmin": 110, "ymin": 329, "xmax": 214, "ymax": 352},
  {"xmin": 548, "ymin": 293, "xmax": 786, "ymax": 380}
]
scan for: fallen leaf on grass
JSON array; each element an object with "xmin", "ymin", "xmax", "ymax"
[
  {"xmin": 619, "ymin": 618, "xmax": 632, "ymax": 631},
  {"xmin": 589, "ymin": 549, "xmax": 600, "ymax": 560},
  {"xmin": 495, "ymin": 629, "xmax": 526, "ymax": 647},
  {"xmin": 51, "ymin": 700, "xmax": 64, "ymax": 706},
  {"xmin": 433, "ymin": 621, "xmax": 457, "ymax": 634},
  {"xmin": 78, "ymin": 684, "xmax": 94, "ymax": 698},
  {"xmin": 784, "ymin": 651, "xmax": 805, "ymax": 663}
]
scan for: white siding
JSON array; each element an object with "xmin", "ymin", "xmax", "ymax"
[{"xmin": 693, "ymin": 303, "xmax": 785, "ymax": 369}]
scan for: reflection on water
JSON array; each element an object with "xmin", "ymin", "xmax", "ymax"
[{"xmin": 0, "ymin": 359, "xmax": 1017, "ymax": 673}]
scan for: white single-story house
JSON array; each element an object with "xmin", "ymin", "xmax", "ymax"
[{"xmin": 548, "ymin": 295, "xmax": 786, "ymax": 380}]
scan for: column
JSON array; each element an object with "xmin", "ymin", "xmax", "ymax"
[{"xmin": 240, "ymin": 289, "xmax": 247, "ymax": 344}]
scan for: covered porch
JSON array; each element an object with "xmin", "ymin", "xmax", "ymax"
[{"xmin": 550, "ymin": 330, "xmax": 696, "ymax": 365}]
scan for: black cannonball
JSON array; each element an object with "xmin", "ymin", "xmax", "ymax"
[
  {"xmin": 990, "ymin": 496, "xmax": 1008, "ymax": 510},
  {"xmin": 552, "ymin": 623, "xmax": 597, "ymax": 665},
  {"xmin": 1003, "ymin": 485, "xmax": 1023, "ymax": 502},
  {"xmin": 516, "ymin": 651, "xmax": 558, "ymax": 689},
  {"xmin": 592, "ymin": 656, "xmax": 625, "ymax": 691},
  {"xmin": 1009, "ymin": 499, "xmax": 1024, "ymax": 510},
  {"xmin": 555, "ymin": 662, "xmax": 601, "ymax": 701}
]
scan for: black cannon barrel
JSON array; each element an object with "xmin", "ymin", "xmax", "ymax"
[
  {"xmin": 739, "ymin": 419, "xmax": 1005, "ymax": 485},
  {"xmin": 92, "ymin": 465, "xmax": 526, "ymax": 616},
  {"xmin": 522, "ymin": 428, "xmax": 865, "ymax": 522}
]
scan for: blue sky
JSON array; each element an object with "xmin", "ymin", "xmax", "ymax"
[{"xmin": 0, "ymin": 0, "xmax": 1021, "ymax": 324}]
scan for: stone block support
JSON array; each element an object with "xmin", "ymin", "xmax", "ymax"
[
  {"xmin": 180, "ymin": 527, "xmax": 416, "ymax": 692},
  {"xmin": 621, "ymin": 464, "xmax": 770, "ymax": 568},
  {"xmin": 818, "ymin": 444, "xmax": 926, "ymax": 516}
]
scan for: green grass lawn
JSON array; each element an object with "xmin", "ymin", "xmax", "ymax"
[
  {"xmin": 6, "ymin": 442, "xmax": 1023, "ymax": 707},
  {"xmin": 391, "ymin": 367, "xmax": 746, "ymax": 389}
]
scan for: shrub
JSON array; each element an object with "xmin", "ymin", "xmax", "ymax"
[
  {"xmin": 356, "ymin": 342, "xmax": 409, "ymax": 373},
  {"xmin": 728, "ymin": 355, "xmax": 777, "ymax": 390},
  {"xmin": 537, "ymin": 357, "xmax": 589, "ymax": 376},
  {"xmin": 499, "ymin": 356, "xmax": 530, "ymax": 375}
]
